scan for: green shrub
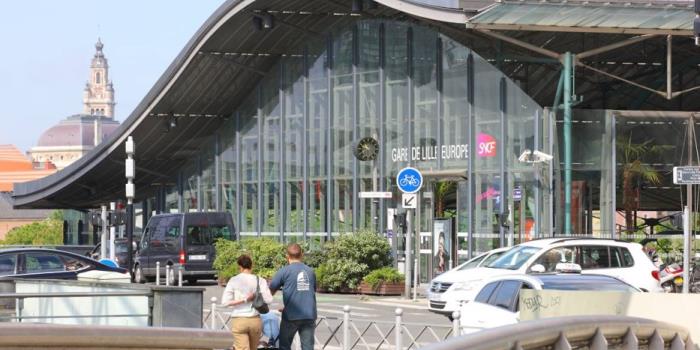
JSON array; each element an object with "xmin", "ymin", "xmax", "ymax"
[
  {"xmin": 213, "ymin": 237, "xmax": 286, "ymax": 280},
  {"xmin": 213, "ymin": 239, "xmax": 244, "ymax": 280},
  {"xmin": 316, "ymin": 230, "xmax": 392, "ymax": 291},
  {"xmin": 362, "ymin": 267, "xmax": 404, "ymax": 289},
  {"xmin": 317, "ymin": 258, "xmax": 367, "ymax": 291},
  {"xmin": 326, "ymin": 229, "xmax": 392, "ymax": 272}
]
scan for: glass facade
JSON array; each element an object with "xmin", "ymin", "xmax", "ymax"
[{"xmin": 141, "ymin": 20, "xmax": 547, "ymax": 274}]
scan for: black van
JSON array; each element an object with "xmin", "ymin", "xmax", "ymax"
[{"xmin": 133, "ymin": 212, "xmax": 236, "ymax": 284}]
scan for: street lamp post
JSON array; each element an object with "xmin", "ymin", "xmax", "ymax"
[{"xmin": 125, "ymin": 136, "xmax": 136, "ymax": 282}]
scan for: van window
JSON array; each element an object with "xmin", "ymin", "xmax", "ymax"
[
  {"xmin": 166, "ymin": 226, "xmax": 180, "ymax": 248},
  {"xmin": 210, "ymin": 225, "xmax": 232, "ymax": 241},
  {"xmin": 187, "ymin": 225, "xmax": 209, "ymax": 246}
]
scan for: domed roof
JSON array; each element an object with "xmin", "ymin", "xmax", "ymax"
[{"xmin": 36, "ymin": 114, "xmax": 119, "ymax": 148}]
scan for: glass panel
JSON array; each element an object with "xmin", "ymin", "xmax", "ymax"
[
  {"xmin": 182, "ymin": 162, "xmax": 198, "ymax": 213},
  {"xmin": 385, "ymin": 22, "xmax": 409, "ymax": 223},
  {"xmin": 262, "ymin": 69, "xmax": 281, "ymax": 234},
  {"xmin": 332, "ymin": 28, "xmax": 354, "ymax": 234},
  {"xmin": 239, "ymin": 98, "xmax": 259, "ymax": 235},
  {"xmin": 412, "ymin": 26, "xmax": 438, "ymax": 172},
  {"xmin": 201, "ymin": 136, "xmax": 216, "ymax": 211},
  {"xmin": 357, "ymin": 21, "xmax": 381, "ymax": 232},
  {"xmin": 165, "ymin": 184, "xmax": 179, "ymax": 213},
  {"xmin": 221, "ymin": 118, "xmax": 238, "ymax": 220},
  {"xmin": 472, "ymin": 52, "xmax": 502, "ymax": 254},
  {"xmin": 283, "ymin": 57, "xmax": 305, "ymax": 235},
  {"xmin": 308, "ymin": 41, "xmax": 329, "ymax": 234}
]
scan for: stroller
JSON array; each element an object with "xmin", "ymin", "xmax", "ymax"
[{"xmin": 260, "ymin": 311, "xmax": 281, "ymax": 349}]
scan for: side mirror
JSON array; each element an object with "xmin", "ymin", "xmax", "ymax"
[{"xmin": 530, "ymin": 264, "xmax": 545, "ymax": 273}]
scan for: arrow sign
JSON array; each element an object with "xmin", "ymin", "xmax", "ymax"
[{"xmin": 402, "ymin": 193, "xmax": 417, "ymax": 209}]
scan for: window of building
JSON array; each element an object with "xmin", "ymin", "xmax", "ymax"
[{"xmin": 96, "ymin": 72, "xmax": 101, "ymax": 84}]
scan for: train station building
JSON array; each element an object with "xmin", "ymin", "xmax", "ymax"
[{"xmin": 12, "ymin": 0, "xmax": 700, "ymax": 281}]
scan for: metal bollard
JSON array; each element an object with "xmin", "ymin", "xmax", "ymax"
[
  {"xmin": 452, "ymin": 311, "xmax": 461, "ymax": 337},
  {"xmin": 210, "ymin": 297, "xmax": 217, "ymax": 329},
  {"xmin": 343, "ymin": 305, "xmax": 351, "ymax": 350},
  {"xmin": 165, "ymin": 265, "xmax": 171, "ymax": 286},
  {"xmin": 156, "ymin": 261, "xmax": 160, "ymax": 286},
  {"xmin": 178, "ymin": 265, "xmax": 183, "ymax": 287},
  {"xmin": 395, "ymin": 308, "xmax": 403, "ymax": 350}
]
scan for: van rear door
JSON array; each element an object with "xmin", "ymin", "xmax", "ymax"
[{"xmin": 184, "ymin": 214, "xmax": 211, "ymax": 271}]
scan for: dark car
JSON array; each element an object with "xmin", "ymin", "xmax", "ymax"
[
  {"xmin": 0, "ymin": 248, "xmax": 128, "ymax": 280},
  {"xmin": 87, "ymin": 238, "xmax": 131, "ymax": 268},
  {"xmin": 134, "ymin": 212, "xmax": 236, "ymax": 284}
]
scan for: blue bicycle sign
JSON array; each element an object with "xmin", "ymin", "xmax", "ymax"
[{"xmin": 396, "ymin": 167, "xmax": 423, "ymax": 193}]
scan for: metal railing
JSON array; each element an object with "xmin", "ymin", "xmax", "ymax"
[
  {"xmin": 204, "ymin": 298, "xmax": 460, "ymax": 350},
  {"xmin": 0, "ymin": 322, "xmax": 231, "ymax": 349},
  {"xmin": 419, "ymin": 315, "xmax": 696, "ymax": 350}
]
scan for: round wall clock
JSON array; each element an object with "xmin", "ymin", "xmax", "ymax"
[{"xmin": 354, "ymin": 137, "xmax": 379, "ymax": 161}]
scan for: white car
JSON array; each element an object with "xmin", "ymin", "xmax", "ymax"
[
  {"xmin": 459, "ymin": 272, "xmax": 640, "ymax": 334},
  {"xmin": 428, "ymin": 238, "xmax": 662, "ymax": 317}
]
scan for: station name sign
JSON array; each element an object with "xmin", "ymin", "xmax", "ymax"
[
  {"xmin": 391, "ymin": 144, "xmax": 469, "ymax": 163},
  {"xmin": 673, "ymin": 166, "xmax": 700, "ymax": 185}
]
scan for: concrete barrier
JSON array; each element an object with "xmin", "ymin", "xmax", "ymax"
[
  {"xmin": 0, "ymin": 323, "xmax": 231, "ymax": 349},
  {"xmin": 520, "ymin": 289, "xmax": 700, "ymax": 341}
]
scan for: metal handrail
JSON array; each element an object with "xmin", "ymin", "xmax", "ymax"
[
  {"xmin": 420, "ymin": 315, "xmax": 696, "ymax": 350},
  {"xmin": 0, "ymin": 323, "xmax": 231, "ymax": 349}
]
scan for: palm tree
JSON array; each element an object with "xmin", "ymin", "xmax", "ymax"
[
  {"xmin": 616, "ymin": 135, "xmax": 667, "ymax": 234},
  {"xmin": 434, "ymin": 181, "xmax": 457, "ymax": 218}
]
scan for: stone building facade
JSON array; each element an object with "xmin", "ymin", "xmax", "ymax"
[{"xmin": 29, "ymin": 39, "xmax": 119, "ymax": 170}]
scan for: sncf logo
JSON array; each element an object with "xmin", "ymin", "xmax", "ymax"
[{"xmin": 477, "ymin": 133, "xmax": 497, "ymax": 157}]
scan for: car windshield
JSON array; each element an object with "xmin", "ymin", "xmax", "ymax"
[
  {"xmin": 486, "ymin": 246, "xmax": 541, "ymax": 270},
  {"xmin": 114, "ymin": 243, "xmax": 129, "ymax": 254},
  {"xmin": 458, "ymin": 253, "xmax": 487, "ymax": 270},
  {"xmin": 481, "ymin": 250, "xmax": 506, "ymax": 266}
]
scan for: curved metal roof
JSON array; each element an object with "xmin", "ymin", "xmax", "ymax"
[{"xmin": 12, "ymin": 0, "xmax": 470, "ymax": 209}]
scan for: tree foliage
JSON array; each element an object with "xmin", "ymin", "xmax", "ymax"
[{"xmin": 2, "ymin": 217, "xmax": 63, "ymax": 245}]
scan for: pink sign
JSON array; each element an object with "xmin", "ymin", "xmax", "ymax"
[{"xmin": 477, "ymin": 133, "xmax": 497, "ymax": 157}]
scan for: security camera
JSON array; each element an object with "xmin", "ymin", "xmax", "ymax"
[
  {"xmin": 533, "ymin": 150, "xmax": 554, "ymax": 162},
  {"xmin": 518, "ymin": 149, "xmax": 532, "ymax": 163}
]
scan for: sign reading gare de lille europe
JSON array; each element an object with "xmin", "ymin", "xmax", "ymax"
[{"xmin": 389, "ymin": 133, "xmax": 498, "ymax": 163}]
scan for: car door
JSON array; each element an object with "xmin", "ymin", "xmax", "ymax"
[
  {"xmin": 137, "ymin": 218, "xmax": 156, "ymax": 274},
  {"xmin": 149, "ymin": 216, "xmax": 173, "ymax": 271},
  {"xmin": 460, "ymin": 280, "xmax": 521, "ymax": 333},
  {"xmin": 183, "ymin": 213, "xmax": 214, "ymax": 271}
]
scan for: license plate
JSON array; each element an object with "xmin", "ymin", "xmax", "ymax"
[
  {"xmin": 189, "ymin": 255, "xmax": 207, "ymax": 261},
  {"xmin": 429, "ymin": 293, "xmax": 443, "ymax": 302}
]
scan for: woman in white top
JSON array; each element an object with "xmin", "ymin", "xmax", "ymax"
[{"xmin": 221, "ymin": 254, "xmax": 274, "ymax": 350}]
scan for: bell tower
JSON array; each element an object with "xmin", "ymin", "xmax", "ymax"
[{"xmin": 83, "ymin": 38, "xmax": 115, "ymax": 118}]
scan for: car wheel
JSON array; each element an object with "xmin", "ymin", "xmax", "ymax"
[{"xmin": 134, "ymin": 264, "xmax": 145, "ymax": 284}]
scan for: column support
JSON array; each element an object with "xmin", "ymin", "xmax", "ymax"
[{"xmin": 563, "ymin": 52, "xmax": 574, "ymax": 236}]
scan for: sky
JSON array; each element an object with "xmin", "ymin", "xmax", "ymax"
[{"xmin": 0, "ymin": 0, "xmax": 224, "ymax": 153}]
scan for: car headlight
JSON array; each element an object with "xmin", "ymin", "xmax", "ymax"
[{"xmin": 451, "ymin": 281, "xmax": 478, "ymax": 292}]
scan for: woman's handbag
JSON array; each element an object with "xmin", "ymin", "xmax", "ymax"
[{"xmin": 253, "ymin": 275, "xmax": 270, "ymax": 314}]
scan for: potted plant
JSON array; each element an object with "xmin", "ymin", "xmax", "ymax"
[{"xmin": 360, "ymin": 267, "xmax": 405, "ymax": 296}]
